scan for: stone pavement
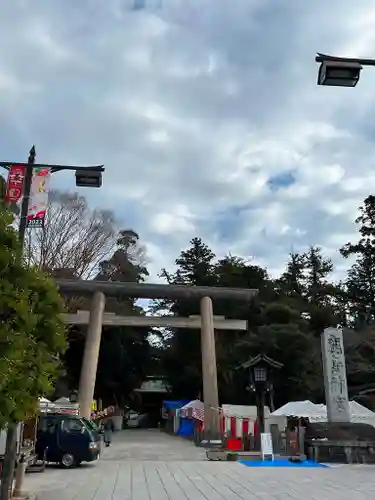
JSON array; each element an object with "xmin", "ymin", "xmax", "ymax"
[{"xmin": 25, "ymin": 430, "xmax": 375, "ymax": 500}]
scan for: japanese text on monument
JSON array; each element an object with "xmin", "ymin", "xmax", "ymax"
[{"xmin": 327, "ymin": 331, "xmax": 347, "ymax": 413}]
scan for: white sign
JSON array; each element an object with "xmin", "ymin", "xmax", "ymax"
[
  {"xmin": 27, "ymin": 167, "xmax": 51, "ymax": 228},
  {"xmin": 260, "ymin": 432, "xmax": 274, "ymax": 461}
]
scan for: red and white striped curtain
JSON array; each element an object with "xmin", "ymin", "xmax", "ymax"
[{"xmin": 200, "ymin": 407, "xmax": 256, "ymax": 439}]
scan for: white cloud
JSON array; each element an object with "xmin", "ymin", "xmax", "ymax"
[
  {"xmin": 1, "ymin": 0, "xmax": 375, "ymax": 284},
  {"xmin": 151, "ymin": 204, "xmax": 195, "ymax": 234}
]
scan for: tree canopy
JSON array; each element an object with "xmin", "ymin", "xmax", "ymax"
[{"xmin": 0, "ymin": 206, "xmax": 67, "ymax": 426}]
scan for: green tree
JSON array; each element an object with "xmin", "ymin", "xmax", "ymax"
[
  {"xmin": 0, "ymin": 207, "xmax": 67, "ymax": 500},
  {"xmin": 304, "ymin": 246, "xmax": 340, "ymax": 333},
  {"xmin": 96, "ymin": 229, "xmax": 148, "ymax": 284},
  {"xmin": 279, "ymin": 248, "xmax": 339, "ymax": 334},
  {"xmin": 236, "ymin": 303, "xmax": 322, "ymax": 405},
  {"xmin": 340, "ymin": 195, "xmax": 375, "ymax": 327},
  {"xmin": 278, "ymin": 252, "xmax": 306, "ymax": 299},
  {"xmin": 304, "ymin": 246, "xmax": 333, "ymax": 305},
  {"xmin": 160, "ymin": 237, "xmax": 217, "ymax": 288}
]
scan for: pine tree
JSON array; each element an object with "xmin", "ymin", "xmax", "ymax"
[
  {"xmin": 340, "ymin": 195, "xmax": 375, "ymax": 326},
  {"xmin": 171, "ymin": 237, "xmax": 217, "ymax": 286},
  {"xmin": 304, "ymin": 246, "xmax": 333, "ymax": 307},
  {"xmin": 279, "ymin": 252, "xmax": 306, "ymax": 298}
]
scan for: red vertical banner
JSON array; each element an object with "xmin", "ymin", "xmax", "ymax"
[{"xmin": 4, "ymin": 165, "xmax": 26, "ymax": 203}]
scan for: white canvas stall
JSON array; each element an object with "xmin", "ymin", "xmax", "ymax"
[
  {"xmin": 39, "ymin": 397, "xmax": 56, "ymax": 412},
  {"xmin": 39, "ymin": 397, "xmax": 51, "ymax": 404},
  {"xmin": 272, "ymin": 400, "xmax": 375, "ymax": 427},
  {"xmin": 349, "ymin": 401, "xmax": 375, "ymax": 426},
  {"xmin": 221, "ymin": 405, "xmax": 261, "ymax": 437},
  {"xmin": 271, "ymin": 401, "xmax": 327, "ymax": 422},
  {"xmin": 180, "ymin": 400, "xmax": 204, "ymax": 421}
]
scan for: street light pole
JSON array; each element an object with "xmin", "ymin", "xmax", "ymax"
[{"xmin": 18, "ymin": 145, "xmax": 36, "ymax": 246}]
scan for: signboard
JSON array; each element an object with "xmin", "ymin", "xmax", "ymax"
[
  {"xmin": 321, "ymin": 327, "xmax": 350, "ymax": 422},
  {"xmin": 260, "ymin": 432, "xmax": 274, "ymax": 461},
  {"xmin": 27, "ymin": 167, "xmax": 51, "ymax": 228},
  {"xmin": 4, "ymin": 165, "xmax": 26, "ymax": 203}
]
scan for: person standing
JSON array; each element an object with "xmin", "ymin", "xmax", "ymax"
[{"xmin": 103, "ymin": 418, "xmax": 112, "ymax": 447}]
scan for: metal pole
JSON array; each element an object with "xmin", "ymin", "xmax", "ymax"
[
  {"xmin": 258, "ymin": 389, "xmax": 265, "ymax": 434},
  {"xmin": 0, "ymin": 425, "xmax": 18, "ymax": 500},
  {"xmin": 200, "ymin": 296, "xmax": 220, "ymax": 442},
  {"xmin": 18, "ymin": 146, "xmax": 35, "ymax": 244},
  {"xmin": 315, "ymin": 53, "xmax": 375, "ymax": 66},
  {"xmin": 78, "ymin": 292, "xmax": 106, "ymax": 419}
]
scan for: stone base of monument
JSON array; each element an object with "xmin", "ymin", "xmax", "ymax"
[
  {"xmin": 197, "ymin": 431, "xmax": 224, "ymax": 450},
  {"xmin": 305, "ymin": 422, "xmax": 375, "ymax": 464},
  {"xmin": 206, "ymin": 450, "xmax": 259, "ymax": 461},
  {"xmin": 206, "ymin": 450, "xmax": 287, "ymax": 461}
]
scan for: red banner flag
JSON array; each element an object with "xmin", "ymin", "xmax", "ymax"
[{"xmin": 4, "ymin": 165, "xmax": 26, "ymax": 203}]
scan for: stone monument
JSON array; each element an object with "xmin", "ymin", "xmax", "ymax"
[
  {"xmin": 305, "ymin": 327, "xmax": 375, "ymax": 463},
  {"xmin": 321, "ymin": 327, "xmax": 350, "ymax": 422}
]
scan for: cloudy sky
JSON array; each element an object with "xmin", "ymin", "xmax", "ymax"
[{"xmin": 2, "ymin": 0, "xmax": 375, "ymax": 280}]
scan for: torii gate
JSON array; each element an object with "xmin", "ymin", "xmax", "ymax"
[{"xmin": 56, "ymin": 280, "xmax": 258, "ymax": 440}]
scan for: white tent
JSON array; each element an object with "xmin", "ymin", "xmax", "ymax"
[
  {"xmin": 349, "ymin": 401, "xmax": 375, "ymax": 426},
  {"xmin": 52, "ymin": 397, "xmax": 79, "ymax": 415},
  {"xmin": 38, "ymin": 397, "xmax": 56, "ymax": 413},
  {"xmin": 271, "ymin": 400, "xmax": 375, "ymax": 427},
  {"xmin": 180, "ymin": 399, "xmax": 204, "ymax": 420},
  {"xmin": 54, "ymin": 397, "xmax": 71, "ymax": 404},
  {"xmin": 271, "ymin": 400, "xmax": 327, "ymax": 422},
  {"xmin": 39, "ymin": 397, "xmax": 51, "ymax": 404}
]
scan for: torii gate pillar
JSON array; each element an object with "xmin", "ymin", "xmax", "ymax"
[
  {"xmin": 200, "ymin": 296, "xmax": 220, "ymax": 440},
  {"xmin": 78, "ymin": 292, "xmax": 106, "ymax": 419}
]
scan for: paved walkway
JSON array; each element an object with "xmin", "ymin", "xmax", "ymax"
[{"xmin": 26, "ymin": 430, "xmax": 375, "ymax": 500}]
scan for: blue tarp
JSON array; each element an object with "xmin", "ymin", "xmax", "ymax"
[
  {"xmin": 177, "ymin": 418, "xmax": 194, "ymax": 437},
  {"xmin": 240, "ymin": 459, "xmax": 328, "ymax": 468},
  {"xmin": 163, "ymin": 400, "xmax": 189, "ymax": 410}
]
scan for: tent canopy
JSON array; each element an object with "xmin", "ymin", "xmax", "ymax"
[
  {"xmin": 180, "ymin": 399, "xmax": 204, "ymax": 421},
  {"xmin": 39, "ymin": 397, "xmax": 51, "ymax": 404},
  {"xmin": 271, "ymin": 401, "xmax": 326, "ymax": 421},
  {"xmin": 272, "ymin": 400, "xmax": 375, "ymax": 425},
  {"xmin": 54, "ymin": 397, "xmax": 71, "ymax": 404},
  {"xmin": 180, "ymin": 400, "xmax": 204, "ymax": 411}
]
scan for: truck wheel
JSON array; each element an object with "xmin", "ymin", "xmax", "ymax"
[{"xmin": 60, "ymin": 453, "xmax": 77, "ymax": 469}]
